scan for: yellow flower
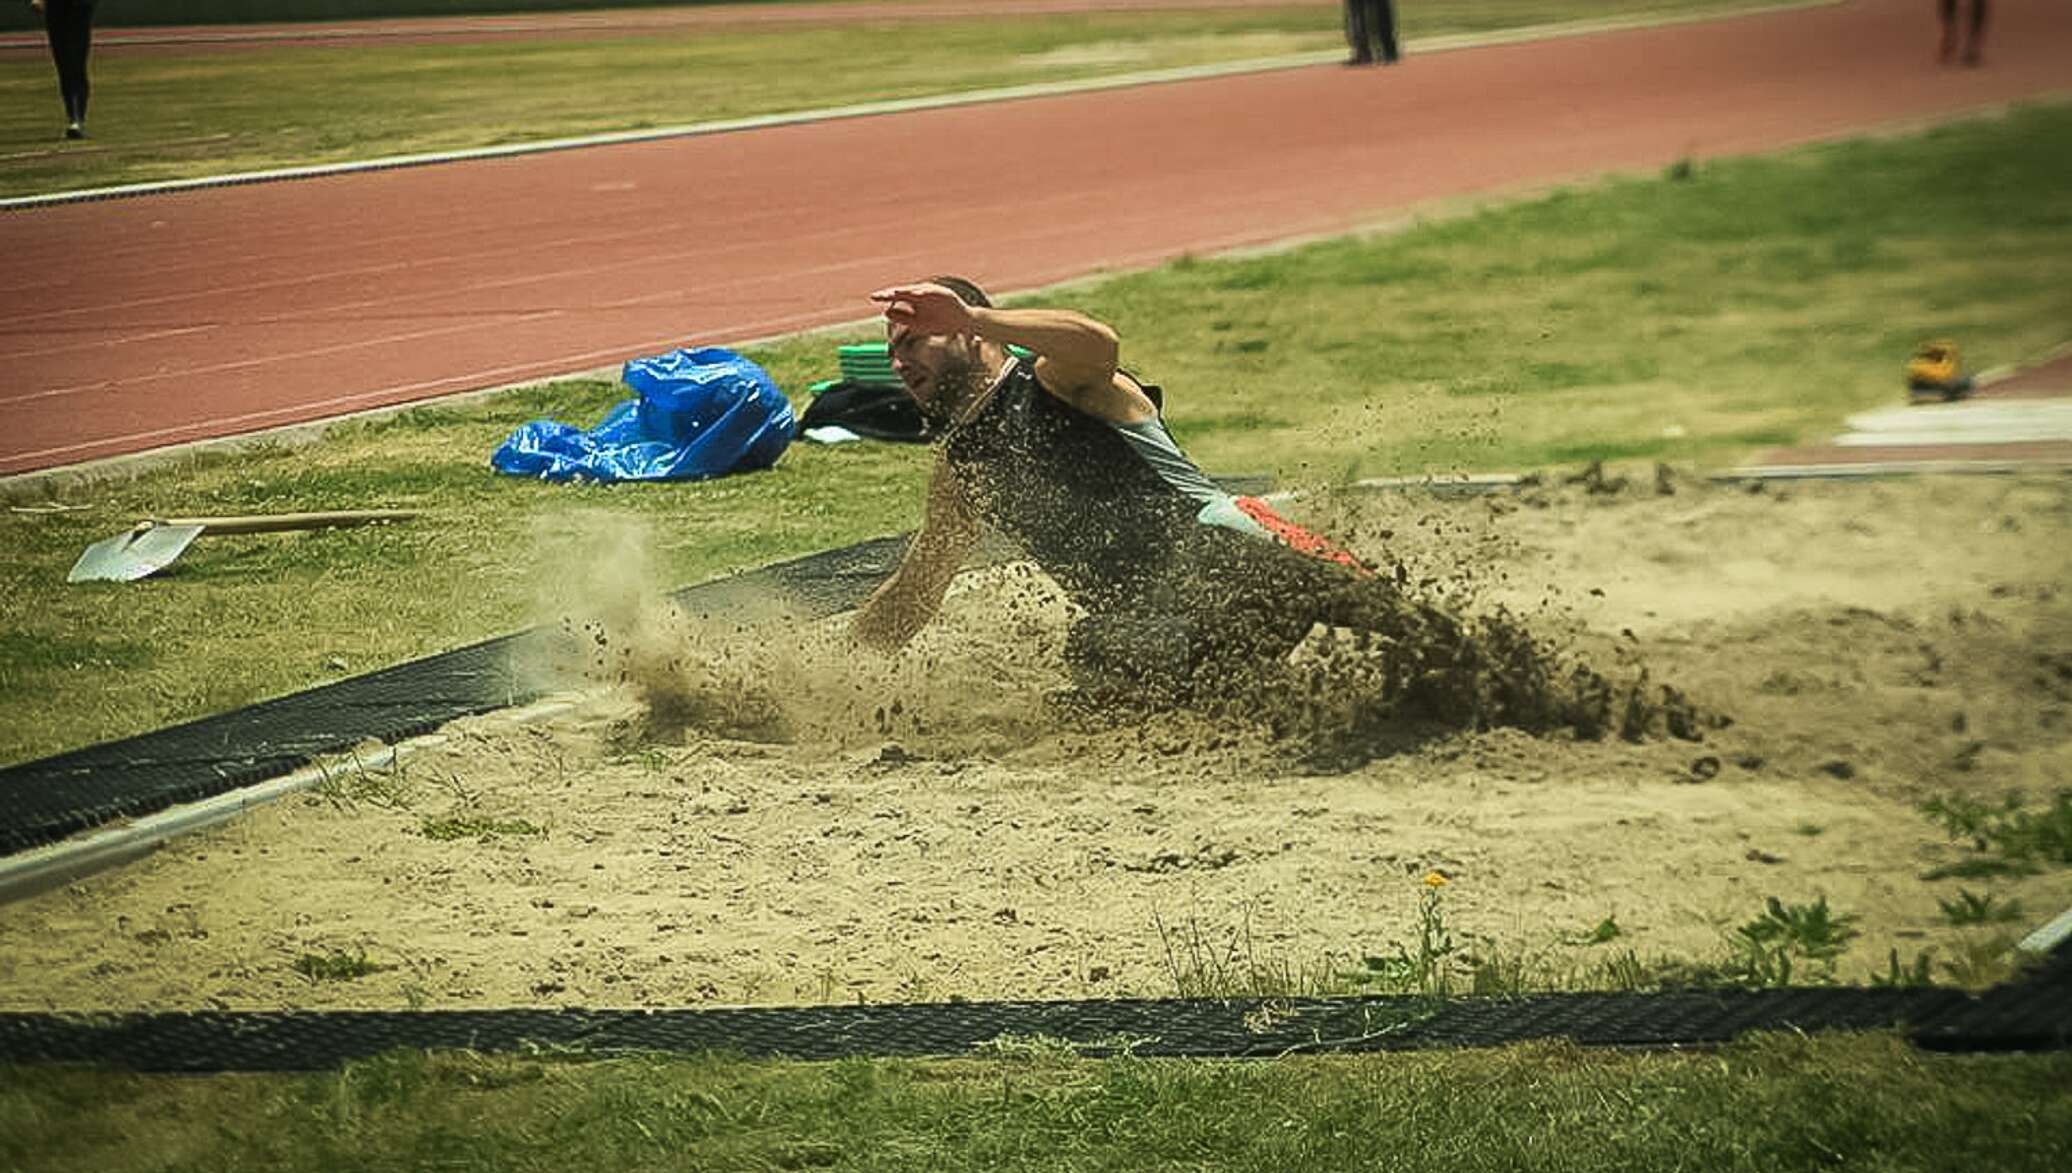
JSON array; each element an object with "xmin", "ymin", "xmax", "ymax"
[{"xmin": 1422, "ymin": 870, "xmax": 1450, "ymax": 889}]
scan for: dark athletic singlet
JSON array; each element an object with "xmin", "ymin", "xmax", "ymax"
[{"xmin": 941, "ymin": 358, "xmax": 1278, "ymax": 603}]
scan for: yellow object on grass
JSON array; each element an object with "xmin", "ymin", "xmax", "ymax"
[{"xmin": 1907, "ymin": 340, "xmax": 1961, "ymax": 390}]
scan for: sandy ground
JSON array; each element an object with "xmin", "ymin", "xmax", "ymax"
[{"xmin": 2, "ymin": 471, "xmax": 2068, "ymax": 1011}]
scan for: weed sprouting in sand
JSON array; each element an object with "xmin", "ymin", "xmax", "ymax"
[
  {"xmin": 294, "ymin": 947, "xmax": 392, "ymax": 983},
  {"xmin": 1568, "ymin": 915, "xmax": 1623, "ymax": 946},
  {"xmin": 1152, "ymin": 883, "xmax": 1908, "ymax": 1001},
  {"xmin": 1937, "ymin": 889, "xmax": 2026, "ymax": 927},
  {"xmin": 308, "ymin": 753, "xmax": 414, "ymax": 813},
  {"xmin": 1157, "ymin": 874, "xmax": 1484, "ymax": 1001},
  {"xmin": 1153, "ymin": 905, "xmax": 1353, "ymax": 1001},
  {"xmin": 1871, "ymin": 948, "xmax": 1938, "ymax": 989},
  {"xmin": 1936, "ymin": 932, "xmax": 2035, "ymax": 990},
  {"xmin": 1924, "ymin": 857, "xmax": 2042, "ymax": 881},
  {"xmin": 1349, "ymin": 872, "xmax": 1471, "ymax": 997},
  {"xmin": 1920, "ymin": 790, "xmax": 2072, "ymax": 878},
  {"xmin": 419, "ymin": 815, "xmax": 546, "ymax": 842},
  {"xmin": 1725, "ymin": 896, "xmax": 1859, "ymax": 987}
]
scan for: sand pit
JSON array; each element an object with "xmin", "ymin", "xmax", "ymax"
[{"xmin": 2, "ymin": 472, "xmax": 2068, "ymax": 1012}]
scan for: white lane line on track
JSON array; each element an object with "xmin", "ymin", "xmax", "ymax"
[
  {"xmin": 0, "ymin": 2, "xmax": 1840, "ymax": 211},
  {"xmin": 4, "ymin": 221, "xmax": 654, "ymax": 329},
  {"xmin": 0, "ymin": 323, "xmax": 222, "ymax": 368},
  {"xmin": 7, "ymin": 309, "xmax": 570, "ymax": 407},
  {"xmin": 1832, "ymin": 401, "xmax": 2072, "ymax": 447}
]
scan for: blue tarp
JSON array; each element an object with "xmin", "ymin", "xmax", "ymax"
[{"xmin": 491, "ymin": 347, "xmax": 795, "ymax": 483}]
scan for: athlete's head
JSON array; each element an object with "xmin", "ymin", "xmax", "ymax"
[{"xmin": 884, "ymin": 275, "xmax": 996, "ymax": 430}]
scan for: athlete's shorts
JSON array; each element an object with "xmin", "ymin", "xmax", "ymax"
[
  {"xmin": 1198, "ymin": 495, "xmax": 1371, "ymax": 576},
  {"xmin": 1062, "ymin": 499, "xmax": 1377, "ymax": 700}
]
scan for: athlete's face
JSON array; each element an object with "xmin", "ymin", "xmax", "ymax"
[{"xmin": 887, "ymin": 322, "xmax": 983, "ymax": 428}]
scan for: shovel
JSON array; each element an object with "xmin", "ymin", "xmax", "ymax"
[{"xmin": 67, "ymin": 509, "xmax": 420, "ymax": 584}]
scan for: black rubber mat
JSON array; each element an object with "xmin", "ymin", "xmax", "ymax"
[
  {"xmin": 0, "ymin": 535, "xmax": 913, "ymax": 857},
  {"xmin": 0, "ymin": 985, "xmax": 1997, "ymax": 1072},
  {"xmin": 1913, "ymin": 944, "xmax": 2072, "ymax": 1053}
]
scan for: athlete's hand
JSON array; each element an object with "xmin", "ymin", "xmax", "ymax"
[{"xmin": 870, "ymin": 283, "xmax": 978, "ymax": 337}]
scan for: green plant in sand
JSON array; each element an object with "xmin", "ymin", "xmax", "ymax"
[
  {"xmin": 1936, "ymin": 888, "xmax": 2026, "ymax": 927},
  {"xmin": 1153, "ymin": 905, "xmax": 1359, "ymax": 1000},
  {"xmin": 292, "ymin": 947, "xmax": 391, "ymax": 982},
  {"xmin": 1936, "ymin": 932, "xmax": 2036, "ymax": 991},
  {"xmin": 1571, "ymin": 915, "xmax": 1623, "ymax": 946},
  {"xmin": 419, "ymin": 814, "xmax": 546, "ymax": 842},
  {"xmin": 1343, "ymin": 872, "xmax": 1474, "ymax": 997},
  {"xmin": 307, "ymin": 757, "xmax": 414, "ymax": 812},
  {"xmin": 1870, "ymin": 948, "xmax": 1938, "ymax": 989},
  {"xmin": 1920, "ymin": 789, "xmax": 2072, "ymax": 879},
  {"xmin": 1726, "ymin": 896, "xmax": 1859, "ymax": 987}
]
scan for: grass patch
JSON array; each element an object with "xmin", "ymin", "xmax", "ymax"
[
  {"xmin": 1921, "ymin": 789, "xmax": 2072, "ymax": 876},
  {"xmin": 291, "ymin": 947, "xmax": 391, "ymax": 982},
  {"xmin": 2, "ymin": 0, "xmax": 1784, "ymax": 197},
  {"xmin": 418, "ymin": 814, "xmax": 546, "ymax": 841},
  {"xmin": 2, "ymin": 1033, "xmax": 2069, "ymax": 1172},
  {"xmin": 2, "ymin": 103, "xmax": 2069, "ymax": 765},
  {"xmin": 1937, "ymin": 889, "xmax": 2027, "ymax": 927},
  {"xmin": 1165, "ymin": 886, "xmax": 1917, "ymax": 1001},
  {"xmin": 0, "ymin": 630, "xmax": 155, "ymax": 679},
  {"xmin": 308, "ymin": 762, "xmax": 414, "ymax": 812}
]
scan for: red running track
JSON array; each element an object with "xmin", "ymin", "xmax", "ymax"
[{"xmin": 2, "ymin": 0, "xmax": 2068, "ymax": 476}]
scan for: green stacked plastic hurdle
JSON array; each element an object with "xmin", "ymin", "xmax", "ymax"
[
  {"xmin": 838, "ymin": 343, "xmax": 901, "ymax": 389},
  {"xmin": 814, "ymin": 341, "xmax": 1035, "ymax": 397}
]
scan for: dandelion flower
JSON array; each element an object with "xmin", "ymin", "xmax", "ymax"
[{"xmin": 1422, "ymin": 870, "xmax": 1450, "ymax": 888}]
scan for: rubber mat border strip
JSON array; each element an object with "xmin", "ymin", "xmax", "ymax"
[{"xmin": 4, "ymin": 979, "xmax": 2064, "ymax": 1072}]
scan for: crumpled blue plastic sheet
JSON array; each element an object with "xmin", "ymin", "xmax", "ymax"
[{"xmin": 491, "ymin": 347, "xmax": 795, "ymax": 483}]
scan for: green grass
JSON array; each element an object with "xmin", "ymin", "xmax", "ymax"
[
  {"xmin": 0, "ymin": 1, "xmax": 814, "ymax": 33},
  {"xmin": 1, "ymin": 102, "xmax": 2068, "ymax": 766},
  {"xmin": 3, "ymin": 1033, "xmax": 2069, "ymax": 1172},
  {"xmin": 2, "ymin": 0, "xmax": 1776, "ymax": 197},
  {"xmin": 1149, "ymin": 882, "xmax": 2004, "ymax": 1001}
]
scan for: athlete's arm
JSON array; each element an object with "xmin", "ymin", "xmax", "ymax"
[
  {"xmin": 871, "ymin": 283, "xmax": 1153, "ymax": 424},
  {"xmin": 851, "ymin": 453, "xmax": 981, "ymax": 652}
]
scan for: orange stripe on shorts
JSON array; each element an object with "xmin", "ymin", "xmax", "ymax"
[{"xmin": 1234, "ymin": 496, "xmax": 1372, "ymax": 577}]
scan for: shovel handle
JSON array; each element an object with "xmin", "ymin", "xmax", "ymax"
[{"xmin": 141, "ymin": 510, "xmax": 420, "ymax": 536}]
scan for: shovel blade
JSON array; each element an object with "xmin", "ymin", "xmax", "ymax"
[{"xmin": 67, "ymin": 525, "xmax": 206, "ymax": 583}]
